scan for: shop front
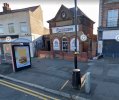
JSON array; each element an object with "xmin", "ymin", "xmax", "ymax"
[
  {"xmin": 0, "ymin": 36, "xmax": 32, "ymax": 64},
  {"xmin": 38, "ymin": 5, "xmax": 96, "ymax": 61}
]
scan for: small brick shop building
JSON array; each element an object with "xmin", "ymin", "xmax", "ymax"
[{"xmin": 40, "ymin": 5, "xmax": 97, "ymax": 61}]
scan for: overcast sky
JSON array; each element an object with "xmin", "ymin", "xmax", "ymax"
[{"xmin": 0, "ymin": 0, "xmax": 99, "ymax": 34}]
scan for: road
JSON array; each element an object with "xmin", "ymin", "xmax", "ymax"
[{"xmin": 0, "ymin": 78, "xmax": 68, "ymax": 100}]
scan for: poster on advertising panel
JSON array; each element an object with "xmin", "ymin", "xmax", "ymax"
[{"xmin": 12, "ymin": 45, "xmax": 31, "ymax": 72}]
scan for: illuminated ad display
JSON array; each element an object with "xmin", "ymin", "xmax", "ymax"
[{"xmin": 12, "ymin": 45, "xmax": 31, "ymax": 72}]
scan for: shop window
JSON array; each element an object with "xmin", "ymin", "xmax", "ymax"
[
  {"xmin": 53, "ymin": 38, "xmax": 60, "ymax": 50},
  {"xmin": 70, "ymin": 38, "xmax": 79, "ymax": 51},
  {"xmin": 62, "ymin": 37, "xmax": 68, "ymax": 52}
]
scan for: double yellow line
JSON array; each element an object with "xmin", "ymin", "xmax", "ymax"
[{"xmin": 0, "ymin": 79, "xmax": 59, "ymax": 100}]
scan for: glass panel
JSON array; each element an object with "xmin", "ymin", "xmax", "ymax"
[
  {"xmin": 8, "ymin": 23, "xmax": 15, "ymax": 33},
  {"xmin": 0, "ymin": 24, "xmax": 4, "ymax": 34},
  {"xmin": 62, "ymin": 38, "xmax": 68, "ymax": 52},
  {"xmin": 53, "ymin": 39, "xmax": 60, "ymax": 50},
  {"xmin": 107, "ymin": 0, "xmax": 119, "ymax": 3},
  {"xmin": 107, "ymin": 9, "xmax": 118, "ymax": 27},
  {"xmin": 20, "ymin": 22, "xmax": 28, "ymax": 33}
]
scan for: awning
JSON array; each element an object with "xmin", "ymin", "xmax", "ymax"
[{"xmin": 0, "ymin": 37, "xmax": 32, "ymax": 43}]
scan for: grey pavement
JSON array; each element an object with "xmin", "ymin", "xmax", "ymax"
[{"xmin": 0, "ymin": 58, "xmax": 119, "ymax": 100}]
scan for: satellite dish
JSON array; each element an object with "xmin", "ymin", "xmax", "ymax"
[{"xmin": 80, "ymin": 34, "xmax": 87, "ymax": 41}]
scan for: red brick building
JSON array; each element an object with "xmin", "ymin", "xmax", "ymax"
[
  {"xmin": 39, "ymin": 5, "xmax": 97, "ymax": 61},
  {"xmin": 98, "ymin": 0, "xmax": 119, "ymax": 57}
]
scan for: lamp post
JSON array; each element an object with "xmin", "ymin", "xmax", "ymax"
[
  {"xmin": 72, "ymin": 0, "xmax": 81, "ymax": 89},
  {"xmin": 72, "ymin": 0, "xmax": 88, "ymax": 89},
  {"xmin": 74, "ymin": 0, "xmax": 78, "ymax": 69}
]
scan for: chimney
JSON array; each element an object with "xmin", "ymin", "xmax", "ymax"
[{"xmin": 3, "ymin": 3, "xmax": 11, "ymax": 13}]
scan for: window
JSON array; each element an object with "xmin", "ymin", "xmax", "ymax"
[
  {"xmin": 20, "ymin": 22, "xmax": 27, "ymax": 33},
  {"xmin": 53, "ymin": 39, "xmax": 60, "ymax": 50},
  {"xmin": 70, "ymin": 38, "xmax": 79, "ymax": 51},
  {"xmin": 0, "ymin": 24, "xmax": 4, "ymax": 34},
  {"xmin": 62, "ymin": 37, "xmax": 68, "ymax": 52},
  {"xmin": 107, "ymin": 0, "xmax": 119, "ymax": 3},
  {"xmin": 107, "ymin": 9, "xmax": 118, "ymax": 27},
  {"xmin": 8, "ymin": 23, "xmax": 15, "ymax": 33}
]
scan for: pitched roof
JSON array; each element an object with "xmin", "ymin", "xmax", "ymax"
[
  {"xmin": 0, "ymin": 5, "xmax": 39, "ymax": 15},
  {"xmin": 48, "ymin": 5, "xmax": 94, "ymax": 23},
  {"xmin": 69, "ymin": 7, "xmax": 88, "ymax": 17}
]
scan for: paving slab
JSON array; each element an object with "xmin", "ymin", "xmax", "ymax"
[{"xmin": 1, "ymin": 58, "xmax": 119, "ymax": 100}]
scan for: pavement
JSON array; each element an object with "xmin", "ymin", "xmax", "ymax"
[{"xmin": 0, "ymin": 58, "xmax": 119, "ymax": 100}]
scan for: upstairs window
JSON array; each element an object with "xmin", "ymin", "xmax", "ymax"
[
  {"xmin": 0, "ymin": 24, "xmax": 4, "ymax": 34},
  {"xmin": 20, "ymin": 22, "xmax": 28, "ymax": 33},
  {"xmin": 8, "ymin": 23, "xmax": 15, "ymax": 33},
  {"xmin": 107, "ymin": 9, "xmax": 118, "ymax": 27},
  {"xmin": 107, "ymin": 0, "xmax": 119, "ymax": 3}
]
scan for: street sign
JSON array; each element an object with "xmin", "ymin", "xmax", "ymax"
[
  {"xmin": 80, "ymin": 34, "xmax": 87, "ymax": 41},
  {"xmin": 6, "ymin": 36, "xmax": 11, "ymax": 42},
  {"xmin": 115, "ymin": 35, "xmax": 119, "ymax": 42}
]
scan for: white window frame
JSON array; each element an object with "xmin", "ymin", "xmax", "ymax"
[
  {"xmin": 62, "ymin": 37, "xmax": 68, "ymax": 52},
  {"xmin": 20, "ymin": 22, "xmax": 28, "ymax": 33},
  {"xmin": 53, "ymin": 38, "xmax": 60, "ymax": 50},
  {"xmin": 107, "ymin": 9, "xmax": 118, "ymax": 27},
  {"xmin": 8, "ymin": 23, "xmax": 15, "ymax": 33}
]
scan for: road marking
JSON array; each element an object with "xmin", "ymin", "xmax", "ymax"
[
  {"xmin": 0, "ymin": 79, "xmax": 59, "ymax": 100},
  {"xmin": 0, "ymin": 82, "xmax": 47, "ymax": 100},
  {"xmin": 60, "ymin": 80, "xmax": 69, "ymax": 90}
]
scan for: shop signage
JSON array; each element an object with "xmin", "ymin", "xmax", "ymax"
[
  {"xmin": 12, "ymin": 45, "xmax": 31, "ymax": 72},
  {"xmin": 103, "ymin": 30, "xmax": 119, "ymax": 40},
  {"xmin": 52, "ymin": 25, "xmax": 79, "ymax": 33}
]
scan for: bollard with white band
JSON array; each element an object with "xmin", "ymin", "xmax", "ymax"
[{"xmin": 85, "ymin": 72, "xmax": 91, "ymax": 94}]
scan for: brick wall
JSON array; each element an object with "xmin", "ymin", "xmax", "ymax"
[
  {"xmin": 101, "ymin": 1, "xmax": 119, "ymax": 27},
  {"xmin": 38, "ymin": 50, "xmax": 88, "ymax": 62},
  {"xmin": 47, "ymin": 5, "xmax": 96, "ymax": 59}
]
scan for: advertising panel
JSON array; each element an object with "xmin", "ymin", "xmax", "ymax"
[{"xmin": 12, "ymin": 45, "xmax": 31, "ymax": 72}]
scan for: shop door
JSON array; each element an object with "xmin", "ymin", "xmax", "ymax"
[{"xmin": 103, "ymin": 40, "xmax": 119, "ymax": 58}]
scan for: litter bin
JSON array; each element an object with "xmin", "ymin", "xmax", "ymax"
[{"xmin": 72, "ymin": 69, "xmax": 81, "ymax": 89}]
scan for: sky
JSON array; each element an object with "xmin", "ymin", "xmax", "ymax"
[{"xmin": 0, "ymin": 0, "xmax": 99, "ymax": 34}]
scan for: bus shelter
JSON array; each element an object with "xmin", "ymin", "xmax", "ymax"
[{"xmin": 0, "ymin": 38, "xmax": 32, "ymax": 65}]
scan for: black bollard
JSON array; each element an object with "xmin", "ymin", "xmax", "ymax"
[{"xmin": 72, "ymin": 69, "xmax": 81, "ymax": 89}]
